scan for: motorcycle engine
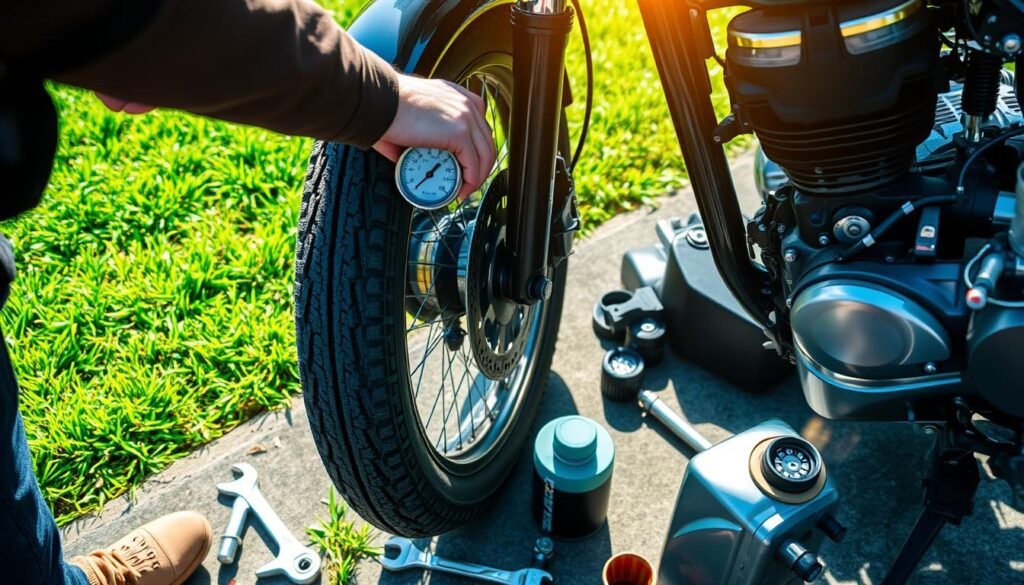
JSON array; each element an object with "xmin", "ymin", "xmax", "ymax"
[{"xmin": 727, "ymin": 0, "xmax": 1024, "ymax": 423}]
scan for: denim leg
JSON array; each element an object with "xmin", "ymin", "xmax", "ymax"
[{"xmin": 0, "ymin": 329, "xmax": 89, "ymax": 585}]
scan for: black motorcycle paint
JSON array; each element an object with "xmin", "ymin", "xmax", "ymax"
[
  {"xmin": 507, "ymin": 6, "xmax": 574, "ymax": 304},
  {"xmin": 635, "ymin": 0, "xmax": 777, "ymax": 337}
]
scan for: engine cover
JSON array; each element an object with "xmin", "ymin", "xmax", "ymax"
[
  {"xmin": 791, "ymin": 280, "xmax": 951, "ymax": 380},
  {"xmin": 968, "ymin": 307, "xmax": 1024, "ymax": 418}
]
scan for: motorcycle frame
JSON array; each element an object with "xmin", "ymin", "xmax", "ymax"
[{"xmin": 634, "ymin": 0, "xmax": 776, "ymax": 333}]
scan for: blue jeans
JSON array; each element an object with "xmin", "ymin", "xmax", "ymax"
[{"xmin": 0, "ymin": 242, "xmax": 89, "ymax": 585}]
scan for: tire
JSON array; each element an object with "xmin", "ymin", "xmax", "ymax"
[{"xmin": 295, "ymin": 8, "xmax": 572, "ymax": 537}]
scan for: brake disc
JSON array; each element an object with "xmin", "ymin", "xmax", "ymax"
[{"xmin": 462, "ymin": 172, "xmax": 535, "ymax": 380}]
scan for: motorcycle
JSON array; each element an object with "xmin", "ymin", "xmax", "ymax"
[{"xmin": 294, "ymin": 0, "xmax": 1024, "ymax": 581}]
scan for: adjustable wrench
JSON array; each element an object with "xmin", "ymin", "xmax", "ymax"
[
  {"xmin": 381, "ymin": 536, "xmax": 554, "ymax": 585},
  {"xmin": 216, "ymin": 463, "xmax": 322, "ymax": 584}
]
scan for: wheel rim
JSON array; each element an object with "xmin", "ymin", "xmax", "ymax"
[{"xmin": 401, "ymin": 55, "xmax": 550, "ymax": 471}]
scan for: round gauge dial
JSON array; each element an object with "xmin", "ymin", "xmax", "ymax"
[
  {"xmin": 395, "ymin": 147, "xmax": 463, "ymax": 210},
  {"xmin": 760, "ymin": 436, "xmax": 823, "ymax": 493}
]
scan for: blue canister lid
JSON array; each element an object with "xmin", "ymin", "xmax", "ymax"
[{"xmin": 534, "ymin": 415, "xmax": 614, "ymax": 494}]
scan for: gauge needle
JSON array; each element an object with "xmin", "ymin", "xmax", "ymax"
[{"xmin": 416, "ymin": 163, "xmax": 442, "ymax": 189}]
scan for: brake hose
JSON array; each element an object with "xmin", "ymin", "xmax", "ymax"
[
  {"xmin": 839, "ymin": 125, "xmax": 1024, "ymax": 262},
  {"xmin": 956, "ymin": 124, "xmax": 1024, "ymax": 195},
  {"xmin": 568, "ymin": 0, "xmax": 593, "ymax": 173},
  {"xmin": 836, "ymin": 195, "xmax": 957, "ymax": 262}
]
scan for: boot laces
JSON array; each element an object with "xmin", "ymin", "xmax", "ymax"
[{"xmin": 73, "ymin": 533, "xmax": 161, "ymax": 585}]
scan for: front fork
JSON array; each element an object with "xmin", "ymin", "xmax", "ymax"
[{"xmin": 506, "ymin": 0, "xmax": 575, "ymax": 304}]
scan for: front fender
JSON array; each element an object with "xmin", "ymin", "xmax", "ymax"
[{"xmin": 349, "ymin": 0, "xmax": 514, "ymax": 76}]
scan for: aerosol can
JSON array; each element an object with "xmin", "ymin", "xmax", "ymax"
[{"xmin": 640, "ymin": 392, "xmax": 845, "ymax": 584}]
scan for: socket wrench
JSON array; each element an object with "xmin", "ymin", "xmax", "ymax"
[
  {"xmin": 216, "ymin": 463, "xmax": 321, "ymax": 584},
  {"xmin": 382, "ymin": 536, "xmax": 553, "ymax": 585}
]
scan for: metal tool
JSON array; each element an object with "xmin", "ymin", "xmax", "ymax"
[
  {"xmin": 638, "ymin": 390, "xmax": 712, "ymax": 452},
  {"xmin": 216, "ymin": 496, "xmax": 250, "ymax": 564},
  {"xmin": 381, "ymin": 536, "xmax": 554, "ymax": 585},
  {"xmin": 531, "ymin": 537, "xmax": 555, "ymax": 569},
  {"xmin": 216, "ymin": 463, "xmax": 321, "ymax": 584}
]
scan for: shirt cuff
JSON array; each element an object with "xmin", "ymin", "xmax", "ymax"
[{"xmin": 329, "ymin": 48, "xmax": 400, "ymax": 149}]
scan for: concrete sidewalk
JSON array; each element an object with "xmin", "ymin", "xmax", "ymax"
[{"xmin": 64, "ymin": 154, "xmax": 1024, "ymax": 585}]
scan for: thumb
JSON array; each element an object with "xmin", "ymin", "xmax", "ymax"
[{"xmin": 373, "ymin": 141, "xmax": 403, "ymax": 163}]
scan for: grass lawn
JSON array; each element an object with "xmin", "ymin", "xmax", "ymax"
[{"xmin": 1, "ymin": 0, "xmax": 739, "ymax": 526}]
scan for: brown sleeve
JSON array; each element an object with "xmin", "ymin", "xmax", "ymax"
[{"xmin": 51, "ymin": 0, "xmax": 400, "ymax": 148}]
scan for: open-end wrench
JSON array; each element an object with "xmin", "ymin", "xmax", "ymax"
[
  {"xmin": 216, "ymin": 463, "xmax": 321, "ymax": 584},
  {"xmin": 381, "ymin": 536, "xmax": 554, "ymax": 585}
]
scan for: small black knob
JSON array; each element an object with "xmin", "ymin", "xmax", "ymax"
[
  {"xmin": 625, "ymin": 317, "xmax": 667, "ymax": 366},
  {"xmin": 817, "ymin": 513, "xmax": 847, "ymax": 543},
  {"xmin": 600, "ymin": 347, "xmax": 645, "ymax": 402},
  {"xmin": 777, "ymin": 539, "xmax": 824, "ymax": 583}
]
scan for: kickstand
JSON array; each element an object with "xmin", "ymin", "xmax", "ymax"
[{"xmin": 880, "ymin": 437, "xmax": 980, "ymax": 585}]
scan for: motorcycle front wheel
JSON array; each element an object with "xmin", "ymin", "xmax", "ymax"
[{"xmin": 295, "ymin": 7, "xmax": 571, "ymax": 537}]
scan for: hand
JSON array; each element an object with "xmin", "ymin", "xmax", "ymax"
[
  {"xmin": 96, "ymin": 93, "xmax": 156, "ymax": 115},
  {"xmin": 374, "ymin": 74, "xmax": 496, "ymax": 198}
]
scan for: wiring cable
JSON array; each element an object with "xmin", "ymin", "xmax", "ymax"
[
  {"xmin": 568, "ymin": 0, "xmax": 593, "ymax": 173},
  {"xmin": 836, "ymin": 195, "xmax": 957, "ymax": 262},
  {"xmin": 963, "ymin": 243, "xmax": 1024, "ymax": 308}
]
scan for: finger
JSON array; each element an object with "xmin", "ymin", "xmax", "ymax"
[
  {"xmin": 123, "ymin": 103, "xmax": 156, "ymax": 115},
  {"xmin": 452, "ymin": 132, "xmax": 481, "ymax": 198},
  {"xmin": 471, "ymin": 113, "xmax": 497, "ymax": 182},
  {"xmin": 450, "ymin": 82, "xmax": 486, "ymax": 117},
  {"xmin": 463, "ymin": 121, "xmax": 493, "ymax": 197},
  {"xmin": 373, "ymin": 141, "xmax": 403, "ymax": 162},
  {"xmin": 97, "ymin": 93, "xmax": 127, "ymax": 112}
]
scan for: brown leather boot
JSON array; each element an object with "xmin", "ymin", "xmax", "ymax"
[{"xmin": 69, "ymin": 511, "xmax": 212, "ymax": 585}]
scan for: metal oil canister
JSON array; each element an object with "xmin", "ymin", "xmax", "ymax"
[{"xmin": 531, "ymin": 415, "xmax": 615, "ymax": 539}]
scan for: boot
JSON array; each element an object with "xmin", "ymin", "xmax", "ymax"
[{"xmin": 69, "ymin": 511, "xmax": 212, "ymax": 585}]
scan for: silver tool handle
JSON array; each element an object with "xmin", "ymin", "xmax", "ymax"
[
  {"xmin": 427, "ymin": 552, "xmax": 519, "ymax": 584},
  {"xmin": 237, "ymin": 483, "xmax": 302, "ymax": 548},
  {"xmin": 639, "ymin": 390, "xmax": 713, "ymax": 453},
  {"xmin": 217, "ymin": 497, "xmax": 250, "ymax": 564}
]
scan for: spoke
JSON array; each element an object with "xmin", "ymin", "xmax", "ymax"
[
  {"xmin": 406, "ymin": 261, "xmax": 457, "ymax": 269},
  {"xmin": 426, "ymin": 213, "xmax": 462, "ymax": 267},
  {"xmin": 422, "ymin": 351, "xmax": 448, "ymax": 430},
  {"xmin": 456, "ymin": 347, "xmax": 493, "ymax": 419},
  {"xmin": 406, "ymin": 319, "xmax": 443, "ymax": 334},
  {"xmin": 411, "ymin": 324, "xmax": 446, "ymax": 400},
  {"xmin": 439, "ymin": 344, "xmax": 450, "ymax": 453},
  {"xmin": 439, "ymin": 342, "xmax": 472, "ymax": 449},
  {"xmin": 406, "ymin": 269, "xmax": 441, "ymax": 333}
]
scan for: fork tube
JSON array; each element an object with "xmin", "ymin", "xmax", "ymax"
[
  {"xmin": 636, "ymin": 0, "xmax": 773, "ymax": 329},
  {"xmin": 506, "ymin": 1, "xmax": 573, "ymax": 304}
]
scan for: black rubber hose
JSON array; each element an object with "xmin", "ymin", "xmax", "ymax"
[
  {"xmin": 957, "ymin": 125, "xmax": 1024, "ymax": 195},
  {"xmin": 568, "ymin": 0, "xmax": 592, "ymax": 173},
  {"xmin": 962, "ymin": 49, "xmax": 1002, "ymax": 117},
  {"xmin": 836, "ymin": 195, "xmax": 958, "ymax": 262}
]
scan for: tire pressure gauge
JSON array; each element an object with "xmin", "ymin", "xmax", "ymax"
[{"xmin": 395, "ymin": 147, "xmax": 463, "ymax": 210}]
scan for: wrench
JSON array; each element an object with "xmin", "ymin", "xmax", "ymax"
[
  {"xmin": 216, "ymin": 463, "xmax": 322, "ymax": 584},
  {"xmin": 381, "ymin": 536, "xmax": 554, "ymax": 585}
]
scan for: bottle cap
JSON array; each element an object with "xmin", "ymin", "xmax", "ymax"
[
  {"xmin": 534, "ymin": 415, "xmax": 614, "ymax": 494},
  {"xmin": 554, "ymin": 416, "xmax": 599, "ymax": 462}
]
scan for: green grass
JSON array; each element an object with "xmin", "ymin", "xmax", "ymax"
[
  {"xmin": 1, "ymin": 0, "xmax": 739, "ymax": 525},
  {"xmin": 307, "ymin": 490, "xmax": 381, "ymax": 584}
]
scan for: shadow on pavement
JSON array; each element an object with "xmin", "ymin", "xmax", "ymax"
[{"xmin": 377, "ymin": 372, "xmax": 614, "ymax": 585}]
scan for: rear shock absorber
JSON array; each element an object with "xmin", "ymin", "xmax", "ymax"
[
  {"xmin": 506, "ymin": 0, "xmax": 574, "ymax": 304},
  {"xmin": 962, "ymin": 49, "xmax": 1003, "ymax": 142}
]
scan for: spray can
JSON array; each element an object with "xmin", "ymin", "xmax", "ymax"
[{"xmin": 532, "ymin": 415, "xmax": 614, "ymax": 539}]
